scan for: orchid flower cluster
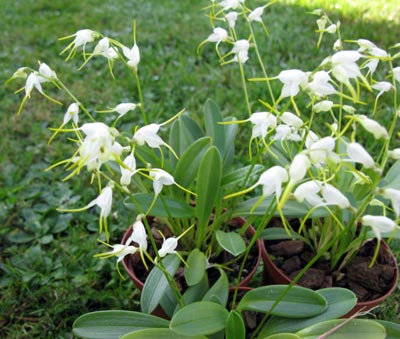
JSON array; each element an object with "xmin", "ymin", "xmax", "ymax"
[{"xmin": 202, "ymin": 1, "xmax": 400, "ymax": 269}]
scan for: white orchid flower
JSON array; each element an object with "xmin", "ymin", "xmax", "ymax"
[
  {"xmin": 87, "ymin": 186, "xmax": 113, "ymax": 219},
  {"xmin": 94, "ymin": 37, "xmax": 118, "ymax": 60},
  {"xmin": 289, "ymin": 153, "xmax": 311, "ymax": 183},
  {"xmin": 63, "ymin": 103, "xmax": 79, "ymax": 125},
  {"xmin": 313, "ymin": 100, "xmax": 333, "ymax": 113},
  {"xmin": 225, "ymin": 12, "xmax": 238, "ymax": 28},
  {"xmin": 361, "ymin": 215, "xmax": 397, "ymax": 240},
  {"xmin": 248, "ymin": 112, "xmax": 277, "ymax": 139},
  {"xmin": 123, "ymin": 43, "xmax": 140, "ymax": 69},
  {"xmin": 347, "ymin": 142, "xmax": 375, "ymax": 169},
  {"xmin": 24, "ymin": 72, "xmax": 47, "ymax": 97},
  {"xmin": 133, "ymin": 123, "xmax": 167, "ymax": 148},
  {"xmin": 114, "ymin": 103, "xmax": 138, "ymax": 116},
  {"xmin": 248, "ymin": 6, "xmax": 264, "ymax": 23},
  {"xmin": 382, "ymin": 188, "xmax": 400, "ymax": 216},
  {"xmin": 231, "ymin": 39, "xmax": 250, "ymax": 64},
  {"xmin": 388, "ymin": 148, "xmax": 400, "ymax": 160},
  {"xmin": 60, "ymin": 29, "xmax": 100, "ymax": 60},
  {"xmin": 125, "ymin": 214, "xmax": 148, "ymax": 251},
  {"xmin": 256, "ymin": 166, "xmax": 289, "ymax": 198},
  {"xmin": 278, "ymin": 69, "xmax": 308, "ymax": 98},
  {"xmin": 356, "ymin": 39, "xmax": 388, "ymax": 74},
  {"xmin": 207, "ymin": 27, "xmax": 228, "ymax": 43},
  {"xmin": 293, "ymin": 181, "xmax": 323, "ymax": 206},
  {"xmin": 329, "ymin": 50, "xmax": 362, "ymax": 83},
  {"xmin": 149, "ymin": 169, "xmax": 175, "ymax": 195},
  {"xmin": 308, "ymin": 136, "xmax": 336, "ymax": 164},
  {"xmin": 273, "ymin": 125, "xmax": 302, "ymax": 142},
  {"xmin": 308, "ymin": 71, "xmax": 336, "ymax": 97},
  {"xmin": 321, "ymin": 184, "xmax": 350, "ymax": 209},
  {"xmin": 372, "ymin": 81, "xmax": 393, "ymax": 98},
  {"xmin": 280, "ymin": 112, "xmax": 303, "ymax": 128},
  {"xmin": 120, "ymin": 152, "xmax": 137, "ymax": 186},
  {"xmin": 219, "ymin": 0, "xmax": 244, "ymax": 10},
  {"xmin": 393, "ymin": 67, "xmax": 400, "ymax": 83},
  {"xmin": 38, "ymin": 63, "xmax": 57, "ymax": 80},
  {"xmin": 96, "ymin": 243, "xmax": 138, "ymax": 263},
  {"xmin": 355, "ymin": 115, "xmax": 389, "ymax": 140}
]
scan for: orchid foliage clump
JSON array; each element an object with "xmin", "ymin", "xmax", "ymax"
[{"xmin": 7, "ymin": 0, "xmax": 400, "ymax": 338}]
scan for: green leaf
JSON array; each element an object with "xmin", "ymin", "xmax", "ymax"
[
  {"xmin": 237, "ymin": 285, "xmax": 327, "ymax": 318},
  {"xmin": 121, "ymin": 328, "xmax": 208, "ymax": 339},
  {"xmin": 174, "ymin": 137, "xmax": 212, "ymax": 191},
  {"xmin": 226, "ymin": 310, "xmax": 245, "ymax": 339},
  {"xmin": 204, "ymin": 99, "xmax": 225, "ymax": 157},
  {"xmin": 221, "ymin": 117, "xmax": 237, "ymax": 169},
  {"xmin": 184, "ymin": 249, "xmax": 207, "ymax": 286},
  {"xmin": 170, "ymin": 301, "xmax": 229, "ymax": 336},
  {"xmin": 72, "ymin": 310, "xmax": 169, "ymax": 339},
  {"xmin": 141, "ymin": 255, "xmax": 181, "ymax": 314},
  {"xmin": 296, "ymin": 319, "xmax": 386, "ymax": 339},
  {"xmin": 261, "ymin": 227, "xmax": 302, "ymax": 241},
  {"xmin": 215, "ymin": 230, "xmax": 246, "ymax": 256},
  {"xmin": 376, "ymin": 320, "xmax": 400, "ymax": 339},
  {"xmin": 259, "ymin": 288, "xmax": 357, "ymax": 336},
  {"xmin": 221, "ymin": 164, "xmax": 264, "ymax": 191},
  {"xmin": 261, "ymin": 334, "xmax": 301, "ymax": 339},
  {"xmin": 124, "ymin": 193, "xmax": 195, "ymax": 218},
  {"xmin": 195, "ymin": 146, "xmax": 222, "ymax": 247},
  {"xmin": 175, "ymin": 275, "xmax": 209, "ymax": 314},
  {"xmin": 159, "ymin": 285, "xmax": 177, "ymax": 319},
  {"xmin": 202, "ymin": 269, "xmax": 229, "ymax": 305},
  {"xmin": 382, "ymin": 160, "xmax": 400, "ymax": 189}
]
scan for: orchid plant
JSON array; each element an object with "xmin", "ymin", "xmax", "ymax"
[{"xmin": 7, "ymin": 0, "xmax": 400, "ymax": 337}]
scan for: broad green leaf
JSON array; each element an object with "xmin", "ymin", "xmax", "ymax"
[
  {"xmin": 237, "ymin": 285, "xmax": 327, "ymax": 318},
  {"xmin": 121, "ymin": 328, "xmax": 208, "ymax": 339},
  {"xmin": 296, "ymin": 319, "xmax": 386, "ymax": 339},
  {"xmin": 261, "ymin": 227, "xmax": 302, "ymax": 241},
  {"xmin": 170, "ymin": 301, "xmax": 229, "ymax": 336},
  {"xmin": 195, "ymin": 146, "xmax": 222, "ymax": 247},
  {"xmin": 159, "ymin": 285, "xmax": 177, "ymax": 319},
  {"xmin": 226, "ymin": 310, "xmax": 245, "ymax": 339},
  {"xmin": 174, "ymin": 137, "xmax": 212, "ymax": 190},
  {"xmin": 221, "ymin": 118, "xmax": 237, "ymax": 169},
  {"xmin": 376, "ymin": 320, "xmax": 400, "ymax": 339},
  {"xmin": 173, "ymin": 275, "xmax": 210, "ymax": 314},
  {"xmin": 202, "ymin": 269, "xmax": 229, "ymax": 305},
  {"xmin": 141, "ymin": 255, "xmax": 181, "ymax": 314},
  {"xmin": 382, "ymin": 160, "xmax": 400, "ymax": 189},
  {"xmin": 259, "ymin": 288, "xmax": 357, "ymax": 336},
  {"xmin": 184, "ymin": 249, "xmax": 207, "ymax": 286},
  {"xmin": 204, "ymin": 99, "xmax": 225, "ymax": 156},
  {"xmin": 261, "ymin": 334, "xmax": 301, "ymax": 339},
  {"xmin": 124, "ymin": 193, "xmax": 195, "ymax": 218},
  {"xmin": 72, "ymin": 310, "xmax": 169, "ymax": 339},
  {"xmin": 215, "ymin": 230, "xmax": 246, "ymax": 256},
  {"xmin": 221, "ymin": 164, "xmax": 264, "ymax": 191}
]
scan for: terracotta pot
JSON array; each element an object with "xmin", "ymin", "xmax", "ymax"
[
  {"xmin": 121, "ymin": 216, "xmax": 262, "ymax": 317},
  {"xmin": 262, "ymin": 239, "xmax": 399, "ymax": 318}
]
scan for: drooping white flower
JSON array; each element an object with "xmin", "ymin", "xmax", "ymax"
[
  {"xmin": 356, "ymin": 39, "xmax": 388, "ymax": 74},
  {"xmin": 24, "ymin": 73, "xmax": 45, "ymax": 97},
  {"xmin": 158, "ymin": 237, "xmax": 179, "ymax": 258},
  {"xmin": 388, "ymin": 148, "xmax": 400, "ymax": 160},
  {"xmin": 225, "ymin": 12, "xmax": 238, "ymax": 28},
  {"xmin": 304, "ymin": 130, "xmax": 319, "ymax": 149},
  {"xmin": 256, "ymin": 166, "xmax": 288, "ymax": 198},
  {"xmin": 63, "ymin": 102, "xmax": 79, "ymax": 125},
  {"xmin": 125, "ymin": 214, "xmax": 148, "ymax": 251},
  {"xmin": 321, "ymin": 184, "xmax": 350, "ymax": 209},
  {"xmin": 293, "ymin": 181, "xmax": 323, "ymax": 206},
  {"xmin": 98, "ymin": 244, "xmax": 138, "ymax": 262},
  {"xmin": 372, "ymin": 81, "xmax": 393, "ymax": 98},
  {"xmin": 38, "ymin": 63, "xmax": 57, "ymax": 80},
  {"xmin": 361, "ymin": 215, "xmax": 397, "ymax": 240},
  {"xmin": 346, "ymin": 142, "xmax": 375, "ymax": 169},
  {"xmin": 382, "ymin": 188, "xmax": 400, "ymax": 216},
  {"xmin": 393, "ymin": 67, "xmax": 400, "ymax": 83},
  {"xmin": 280, "ymin": 112, "xmax": 303, "ymax": 128},
  {"xmin": 273, "ymin": 125, "xmax": 302, "ymax": 142},
  {"xmin": 329, "ymin": 50, "xmax": 362, "ymax": 83},
  {"xmin": 219, "ymin": 0, "xmax": 244, "ymax": 10},
  {"xmin": 87, "ymin": 186, "xmax": 113, "ymax": 220},
  {"xmin": 278, "ymin": 69, "xmax": 308, "ymax": 98},
  {"xmin": 207, "ymin": 27, "xmax": 228, "ymax": 43},
  {"xmin": 93, "ymin": 37, "xmax": 118, "ymax": 60},
  {"xmin": 248, "ymin": 112, "xmax": 277, "ymax": 139},
  {"xmin": 123, "ymin": 43, "xmax": 140, "ymax": 69},
  {"xmin": 325, "ymin": 24, "xmax": 337, "ymax": 34},
  {"xmin": 313, "ymin": 100, "xmax": 333, "ymax": 113},
  {"xmin": 114, "ymin": 103, "xmax": 138, "ymax": 117},
  {"xmin": 72, "ymin": 29, "xmax": 98, "ymax": 48},
  {"xmin": 308, "ymin": 71, "xmax": 336, "ymax": 97},
  {"xmin": 308, "ymin": 136, "xmax": 336, "ymax": 164},
  {"xmin": 231, "ymin": 39, "xmax": 250, "ymax": 64},
  {"xmin": 355, "ymin": 115, "xmax": 389, "ymax": 140},
  {"xmin": 149, "ymin": 169, "xmax": 175, "ymax": 195},
  {"xmin": 120, "ymin": 152, "xmax": 137, "ymax": 186},
  {"xmin": 133, "ymin": 123, "xmax": 165, "ymax": 148},
  {"xmin": 248, "ymin": 6, "xmax": 264, "ymax": 23},
  {"xmin": 289, "ymin": 153, "xmax": 311, "ymax": 183}
]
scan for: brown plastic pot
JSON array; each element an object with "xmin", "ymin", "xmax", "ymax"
[
  {"xmin": 121, "ymin": 216, "xmax": 262, "ymax": 318},
  {"xmin": 262, "ymin": 239, "xmax": 399, "ymax": 318}
]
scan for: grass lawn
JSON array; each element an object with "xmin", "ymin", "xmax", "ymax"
[{"xmin": 1, "ymin": 0, "xmax": 399, "ymax": 338}]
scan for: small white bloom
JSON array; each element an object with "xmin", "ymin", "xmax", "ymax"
[
  {"xmin": 219, "ymin": 0, "xmax": 244, "ymax": 10},
  {"xmin": 316, "ymin": 17, "xmax": 327, "ymax": 31},
  {"xmin": 150, "ymin": 169, "xmax": 175, "ymax": 195},
  {"xmin": 372, "ymin": 81, "xmax": 392, "ymax": 98},
  {"xmin": 308, "ymin": 71, "xmax": 336, "ymax": 97},
  {"xmin": 120, "ymin": 152, "xmax": 137, "ymax": 186},
  {"xmin": 133, "ymin": 123, "xmax": 165, "ymax": 148},
  {"xmin": 330, "ymin": 50, "xmax": 362, "ymax": 83},
  {"xmin": 393, "ymin": 67, "xmax": 400, "ymax": 83},
  {"xmin": 249, "ymin": 112, "xmax": 277, "ymax": 139},
  {"xmin": 304, "ymin": 130, "xmax": 319, "ymax": 149},
  {"xmin": 87, "ymin": 186, "xmax": 113, "ymax": 219},
  {"xmin": 256, "ymin": 166, "xmax": 288, "ymax": 198},
  {"xmin": 313, "ymin": 100, "xmax": 333, "ymax": 113},
  {"xmin": 94, "ymin": 37, "xmax": 118, "ymax": 60},
  {"xmin": 361, "ymin": 215, "xmax": 396, "ymax": 240},
  {"xmin": 63, "ymin": 102, "xmax": 79, "ymax": 125},
  {"xmin": 38, "ymin": 63, "xmax": 57, "ymax": 80},
  {"xmin": 158, "ymin": 237, "xmax": 179, "ymax": 257},
  {"xmin": 207, "ymin": 27, "xmax": 228, "ymax": 43},
  {"xmin": 101, "ymin": 244, "xmax": 138, "ymax": 262},
  {"xmin": 347, "ymin": 142, "xmax": 375, "ymax": 168},
  {"xmin": 73, "ymin": 29, "xmax": 98, "ymax": 48},
  {"xmin": 231, "ymin": 39, "xmax": 250, "ymax": 64},
  {"xmin": 321, "ymin": 184, "xmax": 350, "ymax": 209},
  {"xmin": 225, "ymin": 12, "xmax": 238, "ymax": 28},
  {"xmin": 24, "ymin": 72, "xmax": 46, "ymax": 97},
  {"xmin": 342, "ymin": 105, "xmax": 356, "ymax": 114},
  {"xmin": 280, "ymin": 112, "xmax": 303, "ymax": 128},
  {"xmin": 289, "ymin": 153, "xmax": 311, "ymax": 183},
  {"xmin": 273, "ymin": 125, "xmax": 302, "ymax": 142},
  {"xmin": 388, "ymin": 148, "xmax": 400, "ymax": 160},
  {"xmin": 278, "ymin": 69, "xmax": 308, "ymax": 98},
  {"xmin": 114, "ymin": 103, "xmax": 137, "ymax": 117},
  {"xmin": 248, "ymin": 6, "xmax": 264, "ymax": 23},
  {"xmin": 333, "ymin": 39, "xmax": 341, "ymax": 51},
  {"xmin": 293, "ymin": 181, "xmax": 323, "ymax": 206},
  {"xmin": 125, "ymin": 214, "xmax": 147, "ymax": 251},
  {"xmin": 308, "ymin": 136, "xmax": 335, "ymax": 164},
  {"xmin": 382, "ymin": 188, "xmax": 400, "ymax": 216},
  {"xmin": 325, "ymin": 24, "xmax": 337, "ymax": 34},
  {"xmin": 123, "ymin": 43, "xmax": 140, "ymax": 69},
  {"xmin": 356, "ymin": 115, "xmax": 389, "ymax": 140}
]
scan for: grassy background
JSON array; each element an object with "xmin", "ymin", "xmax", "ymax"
[{"xmin": 1, "ymin": 0, "xmax": 399, "ymax": 338}]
